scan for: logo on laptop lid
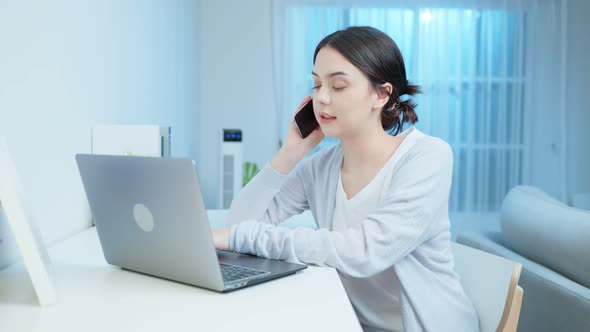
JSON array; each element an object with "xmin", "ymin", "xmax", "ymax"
[{"xmin": 133, "ymin": 203, "xmax": 154, "ymax": 232}]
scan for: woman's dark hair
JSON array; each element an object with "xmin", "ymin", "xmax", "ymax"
[{"xmin": 313, "ymin": 26, "xmax": 420, "ymax": 135}]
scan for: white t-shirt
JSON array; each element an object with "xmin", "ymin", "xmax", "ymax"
[{"xmin": 332, "ymin": 150, "xmax": 403, "ymax": 332}]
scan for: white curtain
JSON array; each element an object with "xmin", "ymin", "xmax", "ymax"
[{"xmin": 271, "ymin": 0, "xmax": 567, "ymax": 212}]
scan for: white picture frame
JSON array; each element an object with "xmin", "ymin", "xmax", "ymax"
[{"xmin": 0, "ymin": 137, "xmax": 56, "ymax": 306}]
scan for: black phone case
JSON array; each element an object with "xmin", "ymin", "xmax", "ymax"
[{"xmin": 294, "ymin": 101, "xmax": 319, "ymax": 138}]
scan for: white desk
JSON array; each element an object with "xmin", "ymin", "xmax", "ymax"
[{"xmin": 0, "ymin": 215, "xmax": 361, "ymax": 332}]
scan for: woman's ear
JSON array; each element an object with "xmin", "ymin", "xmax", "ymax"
[{"xmin": 373, "ymin": 83, "xmax": 393, "ymax": 111}]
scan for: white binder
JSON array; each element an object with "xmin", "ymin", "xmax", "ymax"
[{"xmin": 91, "ymin": 125, "xmax": 171, "ymax": 157}]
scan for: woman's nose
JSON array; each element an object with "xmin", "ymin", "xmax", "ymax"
[{"xmin": 317, "ymin": 89, "xmax": 331, "ymax": 104}]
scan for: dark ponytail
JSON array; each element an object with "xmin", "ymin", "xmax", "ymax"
[
  {"xmin": 380, "ymin": 83, "xmax": 420, "ymax": 135},
  {"xmin": 314, "ymin": 26, "xmax": 420, "ymax": 135}
]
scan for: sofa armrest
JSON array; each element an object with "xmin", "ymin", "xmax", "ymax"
[
  {"xmin": 457, "ymin": 231, "xmax": 590, "ymax": 332},
  {"xmin": 457, "ymin": 232, "xmax": 590, "ymax": 296}
]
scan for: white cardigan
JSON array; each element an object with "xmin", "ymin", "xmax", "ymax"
[{"xmin": 226, "ymin": 127, "xmax": 479, "ymax": 332}]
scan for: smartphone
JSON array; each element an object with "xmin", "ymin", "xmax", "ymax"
[{"xmin": 294, "ymin": 100, "xmax": 319, "ymax": 138}]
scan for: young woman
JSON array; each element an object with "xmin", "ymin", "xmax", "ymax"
[{"xmin": 213, "ymin": 26, "xmax": 479, "ymax": 332}]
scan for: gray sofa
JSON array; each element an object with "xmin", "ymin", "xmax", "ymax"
[{"xmin": 456, "ymin": 186, "xmax": 590, "ymax": 332}]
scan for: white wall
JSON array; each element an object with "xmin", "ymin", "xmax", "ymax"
[
  {"xmin": 566, "ymin": 0, "xmax": 590, "ymax": 204},
  {"xmin": 0, "ymin": 0, "xmax": 200, "ymax": 245},
  {"xmin": 197, "ymin": 0, "xmax": 278, "ymax": 208}
]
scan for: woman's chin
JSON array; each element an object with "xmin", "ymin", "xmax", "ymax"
[
  {"xmin": 319, "ymin": 125, "xmax": 339, "ymax": 137},
  {"xmin": 320, "ymin": 130, "xmax": 339, "ymax": 139}
]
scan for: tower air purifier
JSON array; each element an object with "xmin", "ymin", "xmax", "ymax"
[{"xmin": 219, "ymin": 129, "xmax": 243, "ymax": 209}]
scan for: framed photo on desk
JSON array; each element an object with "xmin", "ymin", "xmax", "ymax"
[{"xmin": 0, "ymin": 137, "xmax": 56, "ymax": 306}]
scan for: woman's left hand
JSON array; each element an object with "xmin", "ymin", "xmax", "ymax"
[{"xmin": 212, "ymin": 227, "xmax": 230, "ymax": 250}]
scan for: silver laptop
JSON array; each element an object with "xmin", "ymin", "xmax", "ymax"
[{"xmin": 75, "ymin": 154, "xmax": 306, "ymax": 292}]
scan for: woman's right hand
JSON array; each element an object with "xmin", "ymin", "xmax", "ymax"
[{"xmin": 270, "ymin": 96, "xmax": 324, "ymax": 174}]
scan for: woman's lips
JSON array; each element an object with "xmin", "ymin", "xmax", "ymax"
[
  {"xmin": 319, "ymin": 112, "xmax": 336, "ymax": 125},
  {"xmin": 320, "ymin": 116, "xmax": 336, "ymax": 124}
]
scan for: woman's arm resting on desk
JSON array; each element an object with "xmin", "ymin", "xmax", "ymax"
[
  {"xmin": 225, "ymin": 158, "xmax": 308, "ymax": 227},
  {"xmin": 227, "ymin": 145, "xmax": 453, "ymax": 279}
]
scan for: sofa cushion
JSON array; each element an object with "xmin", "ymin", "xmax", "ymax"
[{"xmin": 501, "ymin": 185, "xmax": 590, "ymax": 288}]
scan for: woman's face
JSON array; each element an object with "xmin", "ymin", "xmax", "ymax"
[{"xmin": 312, "ymin": 46, "xmax": 385, "ymax": 139}]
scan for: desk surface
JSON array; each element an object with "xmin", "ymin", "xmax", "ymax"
[{"xmin": 0, "ymin": 225, "xmax": 361, "ymax": 331}]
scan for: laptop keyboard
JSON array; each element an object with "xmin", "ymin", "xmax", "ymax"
[{"xmin": 220, "ymin": 263, "xmax": 270, "ymax": 283}]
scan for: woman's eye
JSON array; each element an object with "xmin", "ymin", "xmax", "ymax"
[
  {"xmin": 312, "ymin": 85, "xmax": 321, "ymax": 90},
  {"xmin": 333, "ymin": 86, "xmax": 346, "ymax": 91}
]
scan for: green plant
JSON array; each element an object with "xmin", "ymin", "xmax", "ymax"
[{"xmin": 243, "ymin": 161, "xmax": 260, "ymax": 187}]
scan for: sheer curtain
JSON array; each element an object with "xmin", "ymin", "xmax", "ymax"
[{"xmin": 271, "ymin": 0, "xmax": 567, "ymax": 212}]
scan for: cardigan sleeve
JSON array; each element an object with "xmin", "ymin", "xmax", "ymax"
[
  {"xmin": 229, "ymin": 141, "xmax": 453, "ymax": 278},
  {"xmin": 225, "ymin": 159, "xmax": 310, "ymax": 228}
]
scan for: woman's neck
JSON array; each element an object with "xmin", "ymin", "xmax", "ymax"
[{"xmin": 340, "ymin": 127, "xmax": 401, "ymax": 175}]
